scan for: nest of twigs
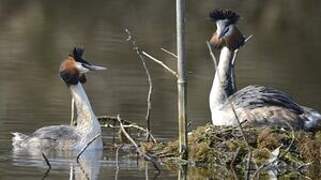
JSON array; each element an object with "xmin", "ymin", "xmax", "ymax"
[
  {"xmin": 99, "ymin": 116, "xmax": 321, "ymax": 179},
  {"xmin": 141, "ymin": 124, "xmax": 321, "ymax": 179}
]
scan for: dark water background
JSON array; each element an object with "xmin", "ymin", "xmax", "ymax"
[{"xmin": 0, "ymin": 0, "xmax": 320, "ymax": 179}]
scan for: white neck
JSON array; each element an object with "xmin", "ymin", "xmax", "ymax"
[
  {"xmin": 210, "ymin": 47, "xmax": 234, "ymax": 111},
  {"xmin": 69, "ymin": 83, "xmax": 101, "ymax": 136}
]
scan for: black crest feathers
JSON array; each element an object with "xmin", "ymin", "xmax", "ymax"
[
  {"xmin": 71, "ymin": 47, "xmax": 91, "ymax": 65},
  {"xmin": 209, "ymin": 9, "xmax": 240, "ymax": 24}
]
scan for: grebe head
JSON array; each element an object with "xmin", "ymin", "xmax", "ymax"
[
  {"xmin": 209, "ymin": 9, "xmax": 244, "ymax": 50},
  {"xmin": 59, "ymin": 47, "xmax": 106, "ymax": 86}
]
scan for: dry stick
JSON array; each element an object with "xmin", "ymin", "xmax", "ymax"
[
  {"xmin": 70, "ymin": 98, "xmax": 75, "ymax": 126},
  {"xmin": 116, "ymin": 115, "xmax": 161, "ymax": 172},
  {"xmin": 78, "ymin": 161, "xmax": 90, "ymax": 180},
  {"xmin": 142, "ymin": 51, "xmax": 178, "ymax": 78},
  {"xmin": 252, "ymin": 121, "xmax": 296, "ymax": 179},
  {"xmin": 229, "ymin": 147, "xmax": 240, "ymax": 180},
  {"xmin": 125, "ymin": 29, "xmax": 153, "ymax": 142},
  {"xmin": 76, "ymin": 133, "xmax": 101, "ymax": 163},
  {"xmin": 42, "ymin": 152, "xmax": 51, "ymax": 169},
  {"xmin": 98, "ymin": 115, "xmax": 157, "ymax": 143},
  {"xmin": 230, "ymin": 35, "xmax": 253, "ymax": 92},
  {"xmin": 245, "ymin": 152, "xmax": 252, "ymax": 180},
  {"xmin": 206, "ymin": 41, "xmax": 252, "ymax": 180},
  {"xmin": 231, "ymin": 35, "xmax": 253, "ymax": 66},
  {"xmin": 161, "ymin": 48, "xmax": 178, "ymax": 58},
  {"xmin": 145, "ymin": 162, "xmax": 149, "ymax": 180},
  {"xmin": 69, "ymin": 165, "xmax": 74, "ymax": 180},
  {"xmin": 41, "ymin": 152, "xmax": 51, "ymax": 180},
  {"xmin": 115, "ymin": 144, "xmax": 123, "ymax": 168},
  {"xmin": 123, "ymin": 124, "xmax": 157, "ymax": 143},
  {"xmin": 98, "ymin": 115, "xmax": 133, "ymax": 125},
  {"xmin": 115, "ymin": 144, "xmax": 123, "ymax": 180}
]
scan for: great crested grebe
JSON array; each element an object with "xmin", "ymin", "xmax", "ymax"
[
  {"xmin": 209, "ymin": 9, "xmax": 321, "ymax": 130},
  {"xmin": 12, "ymin": 48, "xmax": 106, "ymax": 150}
]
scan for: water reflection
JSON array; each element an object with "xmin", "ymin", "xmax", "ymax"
[{"xmin": 12, "ymin": 148, "xmax": 103, "ymax": 180}]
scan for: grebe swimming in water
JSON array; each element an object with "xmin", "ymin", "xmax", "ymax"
[
  {"xmin": 12, "ymin": 48, "xmax": 106, "ymax": 150},
  {"xmin": 208, "ymin": 9, "xmax": 321, "ymax": 130}
]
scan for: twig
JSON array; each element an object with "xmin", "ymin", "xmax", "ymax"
[
  {"xmin": 283, "ymin": 120, "xmax": 295, "ymax": 153},
  {"xmin": 244, "ymin": 34, "xmax": 253, "ymax": 43},
  {"xmin": 206, "ymin": 41, "xmax": 219, "ymax": 72},
  {"xmin": 178, "ymin": 165, "xmax": 188, "ymax": 180},
  {"xmin": 42, "ymin": 152, "xmax": 51, "ymax": 169},
  {"xmin": 98, "ymin": 115, "xmax": 133, "ymax": 125},
  {"xmin": 206, "ymin": 41, "xmax": 252, "ymax": 179},
  {"xmin": 245, "ymin": 151, "xmax": 252, "ymax": 180},
  {"xmin": 252, "ymin": 147, "xmax": 280, "ymax": 180},
  {"xmin": 145, "ymin": 162, "xmax": 149, "ymax": 180},
  {"xmin": 122, "ymin": 124, "xmax": 157, "ymax": 143},
  {"xmin": 231, "ymin": 34, "xmax": 253, "ymax": 66},
  {"xmin": 230, "ymin": 147, "xmax": 240, "ymax": 169},
  {"xmin": 41, "ymin": 152, "xmax": 51, "ymax": 180},
  {"xmin": 98, "ymin": 115, "xmax": 157, "ymax": 143},
  {"xmin": 41, "ymin": 169, "xmax": 51, "ymax": 180},
  {"xmin": 78, "ymin": 161, "xmax": 90, "ymax": 180},
  {"xmin": 230, "ymin": 35, "xmax": 253, "ymax": 92},
  {"xmin": 125, "ymin": 28, "xmax": 153, "ymax": 142},
  {"xmin": 70, "ymin": 98, "xmax": 75, "ymax": 126},
  {"xmin": 69, "ymin": 164, "xmax": 74, "ymax": 180},
  {"xmin": 161, "ymin": 48, "xmax": 177, "ymax": 58},
  {"xmin": 115, "ymin": 144, "xmax": 123, "ymax": 180},
  {"xmin": 115, "ymin": 144, "xmax": 123, "ymax": 168},
  {"xmin": 116, "ymin": 114, "xmax": 161, "ymax": 172},
  {"xmin": 229, "ymin": 147, "xmax": 240, "ymax": 180},
  {"xmin": 142, "ymin": 51, "xmax": 178, "ymax": 78},
  {"xmin": 253, "ymin": 120, "xmax": 296, "ymax": 179},
  {"xmin": 76, "ymin": 134, "xmax": 101, "ymax": 163}
]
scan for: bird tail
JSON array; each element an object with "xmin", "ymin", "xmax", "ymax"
[
  {"xmin": 11, "ymin": 132, "xmax": 28, "ymax": 148},
  {"xmin": 302, "ymin": 106, "xmax": 321, "ymax": 131}
]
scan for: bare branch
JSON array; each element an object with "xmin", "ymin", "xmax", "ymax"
[
  {"xmin": 76, "ymin": 134, "xmax": 101, "ymax": 163},
  {"xmin": 114, "ymin": 144, "xmax": 123, "ymax": 180},
  {"xmin": 41, "ymin": 152, "xmax": 51, "ymax": 180},
  {"xmin": 98, "ymin": 115, "xmax": 133, "ymax": 125},
  {"xmin": 161, "ymin": 48, "xmax": 177, "ymax": 58},
  {"xmin": 125, "ymin": 28, "xmax": 153, "ymax": 142},
  {"xmin": 70, "ymin": 98, "xmax": 75, "ymax": 126},
  {"xmin": 245, "ymin": 151, "xmax": 252, "ymax": 180},
  {"xmin": 229, "ymin": 147, "xmax": 240, "ymax": 180},
  {"xmin": 232, "ymin": 34, "xmax": 253, "ymax": 66},
  {"xmin": 206, "ymin": 41, "xmax": 219, "ymax": 72},
  {"xmin": 116, "ymin": 115, "xmax": 160, "ymax": 172},
  {"xmin": 142, "ymin": 51, "xmax": 178, "ymax": 78},
  {"xmin": 253, "ymin": 120, "xmax": 295, "ymax": 179},
  {"xmin": 98, "ymin": 115, "xmax": 157, "ymax": 143},
  {"xmin": 231, "ymin": 50, "xmax": 239, "ymax": 67},
  {"xmin": 229, "ymin": 34, "xmax": 254, "ymax": 98},
  {"xmin": 42, "ymin": 152, "xmax": 51, "ymax": 169},
  {"xmin": 244, "ymin": 34, "xmax": 253, "ymax": 43},
  {"xmin": 78, "ymin": 161, "xmax": 90, "ymax": 180},
  {"xmin": 69, "ymin": 165, "xmax": 74, "ymax": 180},
  {"xmin": 122, "ymin": 124, "xmax": 157, "ymax": 143}
]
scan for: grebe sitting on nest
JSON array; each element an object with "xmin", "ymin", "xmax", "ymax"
[
  {"xmin": 12, "ymin": 48, "xmax": 106, "ymax": 150},
  {"xmin": 208, "ymin": 9, "xmax": 321, "ymax": 130}
]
